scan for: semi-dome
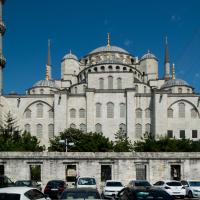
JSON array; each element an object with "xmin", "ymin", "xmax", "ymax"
[
  {"xmin": 161, "ymin": 79, "xmax": 190, "ymax": 89},
  {"xmin": 89, "ymin": 45, "xmax": 129, "ymax": 54},
  {"xmin": 33, "ymin": 80, "xmax": 58, "ymax": 88},
  {"xmin": 141, "ymin": 51, "xmax": 157, "ymax": 60},
  {"xmin": 63, "ymin": 52, "xmax": 78, "ymax": 60}
]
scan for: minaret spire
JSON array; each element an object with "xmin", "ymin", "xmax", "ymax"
[
  {"xmin": 0, "ymin": 0, "xmax": 6, "ymax": 95},
  {"xmin": 164, "ymin": 36, "xmax": 170, "ymax": 81},
  {"xmin": 45, "ymin": 39, "xmax": 52, "ymax": 80},
  {"xmin": 107, "ymin": 33, "xmax": 110, "ymax": 47}
]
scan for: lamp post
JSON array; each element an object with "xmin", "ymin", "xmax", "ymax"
[{"xmin": 59, "ymin": 139, "xmax": 74, "ymax": 152}]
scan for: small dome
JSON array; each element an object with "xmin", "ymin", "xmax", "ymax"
[
  {"xmin": 89, "ymin": 45, "xmax": 129, "ymax": 54},
  {"xmin": 33, "ymin": 80, "xmax": 58, "ymax": 88},
  {"xmin": 141, "ymin": 51, "xmax": 157, "ymax": 60},
  {"xmin": 63, "ymin": 52, "xmax": 78, "ymax": 60},
  {"xmin": 161, "ymin": 79, "xmax": 190, "ymax": 89}
]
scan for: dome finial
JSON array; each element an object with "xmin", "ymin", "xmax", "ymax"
[
  {"xmin": 69, "ymin": 49, "xmax": 72, "ymax": 54},
  {"xmin": 107, "ymin": 32, "xmax": 110, "ymax": 47},
  {"xmin": 172, "ymin": 63, "xmax": 176, "ymax": 80}
]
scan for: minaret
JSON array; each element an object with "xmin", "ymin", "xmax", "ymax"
[
  {"xmin": 0, "ymin": 0, "xmax": 6, "ymax": 95},
  {"xmin": 164, "ymin": 37, "xmax": 170, "ymax": 81},
  {"xmin": 172, "ymin": 63, "xmax": 176, "ymax": 80},
  {"xmin": 107, "ymin": 33, "xmax": 110, "ymax": 47},
  {"xmin": 45, "ymin": 39, "xmax": 51, "ymax": 80}
]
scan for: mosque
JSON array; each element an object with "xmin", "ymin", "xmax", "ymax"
[{"xmin": 0, "ymin": 0, "xmax": 199, "ymax": 147}]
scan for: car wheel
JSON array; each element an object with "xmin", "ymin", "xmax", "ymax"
[{"xmin": 188, "ymin": 191, "xmax": 193, "ymax": 198}]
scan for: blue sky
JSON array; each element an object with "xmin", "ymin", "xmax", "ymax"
[{"xmin": 3, "ymin": 0, "xmax": 200, "ymax": 94}]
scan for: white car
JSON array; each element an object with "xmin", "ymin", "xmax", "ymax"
[
  {"xmin": 0, "ymin": 186, "xmax": 51, "ymax": 200},
  {"xmin": 153, "ymin": 180, "xmax": 186, "ymax": 198},
  {"xmin": 102, "ymin": 180, "xmax": 124, "ymax": 198},
  {"xmin": 76, "ymin": 177, "xmax": 97, "ymax": 189},
  {"xmin": 181, "ymin": 180, "xmax": 200, "ymax": 198}
]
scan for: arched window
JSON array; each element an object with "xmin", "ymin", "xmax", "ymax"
[
  {"xmin": 119, "ymin": 123, "xmax": 126, "ymax": 133},
  {"xmin": 48, "ymin": 124, "xmax": 54, "ymax": 138},
  {"xmin": 70, "ymin": 123, "xmax": 76, "ymax": 129},
  {"xmin": 70, "ymin": 109, "xmax": 76, "ymax": 118},
  {"xmin": 75, "ymin": 87, "xmax": 78, "ymax": 94},
  {"xmin": 144, "ymin": 86, "xmax": 147, "ymax": 93},
  {"xmin": 136, "ymin": 108, "xmax": 142, "ymax": 118},
  {"xmin": 24, "ymin": 124, "xmax": 30, "ymax": 133},
  {"xmin": 79, "ymin": 109, "xmax": 85, "ymax": 118},
  {"xmin": 117, "ymin": 78, "xmax": 122, "ymax": 89},
  {"xmin": 123, "ymin": 67, "xmax": 127, "ymax": 71},
  {"xmin": 80, "ymin": 123, "xmax": 86, "ymax": 133},
  {"xmin": 145, "ymin": 108, "xmax": 151, "ymax": 118},
  {"xmin": 40, "ymin": 89, "xmax": 44, "ymax": 94},
  {"xmin": 107, "ymin": 102, "xmax": 114, "ymax": 118},
  {"xmin": 49, "ymin": 109, "xmax": 54, "ymax": 118},
  {"xmin": 108, "ymin": 76, "xmax": 113, "ymax": 89},
  {"xmin": 179, "ymin": 102, "xmax": 185, "ymax": 118},
  {"xmin": 101, "ymin": 66, "xmax": 105, "ymax": 71},
  {"xmin": 95, "ymin": 123, "xmax": 102, "ymax": 133},
  {"xmin": 135, "ymin": 85, "xmax": 138, "ymax": 93},
  {"xmin": 36, "ymin": 124, "xmax": 43, "ymax": 138},
  {"xmin": 178, "ymin": 88, "xmax": 182, "ymax": 93},
  {"xmin": 108, "ymin": 65, "xmax": 113, "ymax": 71},
  {"xmin": 25, "ymin": 109, "xmax": 31, "ymax": 118},
  {"xmin": 167, "ymin": 108, "xmax": 173, "ymax": 118},
  {"xmin": 96, "ymin": 103, "xmax": 102, "ymax": 118},
  {"xmin": 145, "ymin": 123, "xmax": 151, "ymax": 134},
  {"xmin": 191, "ymin": 108, "xmax": 197, "ymax": 118},
  {"xmin": 120, "ymin": 103, "xmax": 126, "ymax": 118},
  {"xmin": 135, "ymin": 124, "xmax": 142, "ymax": 138},
  {"xmin": 187, "ymin": 88, "xmax": 190, "ymax": 93},
  {"xmin": 36, "ymin": 103, "xmax": 43, "ymax": 118},
  {"xmin": 99, "ymin": 78, "xmax": 104, "ymax": 89},
  {"xmin": 116, "ymin": 66, "xmax": 120, "ymax": 71}
]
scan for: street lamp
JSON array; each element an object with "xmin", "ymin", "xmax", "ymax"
[{"xmin": 59, "ymin": 139, "xmax": 74, "ymax": 152}]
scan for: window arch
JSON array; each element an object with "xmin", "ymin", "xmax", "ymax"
[
  {"xmin": 99, "ymin": 78, "xmax": 104, "ymax": 89},
  {"xmin": 108, "ymin": 76, "xmax": 113, "ymax": 89},
  {"xmin": 119, "ymin": 123, "xmax": 126, "ymax": 133},
  {"xmin": 25, "ymin": 109, "xmax": 31, "ymax": 118},
  {"xmin": 135, "ymin": 124, "xmax": 142, "ymax": 138},
  {"xmin": 167, "ymin": 108, "xmax": 173, "ymax": 118},
  {"xmin": 108, "ymin": 65, "xmax": 113, "ymax": 70},
  {"xmin": 135, "ymin": 85, "xmax": 138, "ymax": 93},
  {"xmin": 116, "ymin": 66, "xmax": 120, "ymax": 71},
  {"xmin": 70, "ymin": 123, "xmax": 76, "ymax": 129},
  {"xmin": 36, "ymin": 124, "xmax": 43, "ymax": 138},
  {"xmin": 107, "ymin": 102, "xmax": 114, "ymax": 118},
  {"xmin": 179, "ymin": 102, "xmax": 185, "ymax": 118},
  {"xmin": 136, "ymin": 108, "xmax": 142, "ymax": 118},
  {"xmin": 101, "ymin": 66, "xmax": 105, "ymax": 71},
  {"xmin": 49, "ymin": 109, "xmax": 54, "ymax": 118},
  {"xmin": 36, "ymin": 103, "xmax": 43, "ymax": 118},
  {"xmin": 117, "ymin": 78, "xmax": 122, "ymax": 89},
  {"xmin": 74, "ymin": 87, "xmax": 78, "ymax": 94},
  {"xmin": 191, "ymin": 108, "xmax": 197, "ymax": 118},
  {"xmin": 144, "ymin": 86, "xmax": 147, "ymax": 93},
  {"xmin": 48, "ymin": 124, "xmax": 54, "ymax": 138},
  {"xmin": 145, "ymin": 108, "xmax": 151, "ymax": 118},
  {"xmin": 145, "ymin": 123, "xmax": 151, "ymax": 134},
  {"xmin": 120, "ymin": 103, "xmax": 126, "ymax": 118},
  {"xmin": 80, "ymin": 123, "xmax": 86, "ymax": 133},
  {"xmin": 24, "ymin": 124, "xmax": 30, "ymax": 133},
  {"xmin": 40, "ymin": 89, "xmax": 44, "ymax": 94},
  {"xmin": 79, "ymin": 109, "xmax": 85, "ymax": 118},
  {"xmin": 178, "ymin": 88, "xmax": 182, "ymax": 93},
  {"xmin": 70, "ymin": 109, "xmax": 76, "ymax": 118},
  {"xmin": 95, "ymin": 123, "xmax": 102, "ymax": 133},
  {"xmin": 96, "ymin": 103, "xmax": 102, "ymax": 118}
]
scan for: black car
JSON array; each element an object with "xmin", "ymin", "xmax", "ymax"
[
  {"xmin": 0, "ymin": 175, "xmax": 14, "ymax": 188},
  {"xmin": 44, "ymin": 180, "xmax": 67, "ymax": 199},
  {"xmin": 114, "ymin": 187, "xmax": 175, "ymax": 200},
  {"xmin": 15, "ymin": 180, "xmax": 42, "ymax": 191},
  {"xmin": 60, "ymin": 187, "xmax": 101, "ymax": 199}
]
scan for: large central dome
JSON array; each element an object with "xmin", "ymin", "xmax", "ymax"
[{"xmin": 89, "ymin": 45, "xmax": 129, "ymax": 54}]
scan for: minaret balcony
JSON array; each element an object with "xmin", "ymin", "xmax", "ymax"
[
  {"xmin": 0, "ymin": 54, "xmax": 6, "ymax": 67},
  {"xmin": 0, "ymin": 21, "xmax": 6, "ymax": 35}
]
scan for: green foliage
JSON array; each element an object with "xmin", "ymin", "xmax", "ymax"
[
  {"xmin": 113, "ymin": 129, "xmax": 134, "ymax": 152},
  {"xmin": 0, "ymin": 112, "xmax": 45, "ymax": 151},
  {"xmin": 48, "ymin": 128, "xmax": 114, "ymax": 152}
]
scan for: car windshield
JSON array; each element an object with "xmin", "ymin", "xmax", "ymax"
[
  {"xmin": 0, "ymin": 193, "xmax": 20, "ymax": 200},
  {"xmin": 166, "ymin": 182, "xmax": 181, "ymax": 186},
  {"xmin": 135, "ymin": 181, "xmax": 151, "ymax": 187},
  {"xmin": 61, "ymin": 191, "xmax": 100, "ymax": 199},
  {"xmin": 16, "ymin": 181, "xmax": 31, "ymax": 186},
  {"xmin": 106, "ymin": 182, "xmax": 122, "ymax": 187},
  {"xmin": 78, "ymin": 178, "xmax": 96, "ymax": 185},
  {"xmin": 189, "ymin": 181, "xmax": 200, "ymax": 187}
]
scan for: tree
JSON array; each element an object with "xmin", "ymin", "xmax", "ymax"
[
  {"xmin": 113, "ymin": 129, "xmax": 134, "ymax": 152},
  {"xmin": 48, "ymin": 128, "xmax": 114, "ymax": 152},
  {"xmin": 0, "ymin": 111, "xmax": 45, "ymax": 151}
]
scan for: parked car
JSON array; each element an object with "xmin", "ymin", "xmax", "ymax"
[
  {"xmin": 60, "ymin": 187, "xmax": 101, "ymax": 199},
  {"xmin": 0, "ymin": 175, "xmax": 14, "ymax": 188},
  {"xmin": 114, "ymin": 187, "xmax": 175, "ymax": 200},
  {"xmin": 15, "ymin": 180, "xmax": 42, "ymax": 191},
  {"xmin": 44, "ymin": 180, "xmax": 67, "ymax": 199},
  {"xmin": 153, "ymin": 180, "xmax": 186, "ymax": 198},
  {"xmin": 0, "ymin": 186, "xmax": 51, "ymax": 200},
  {"xmin": 102, "ymin": 180, "xmax": 124, "ymax": 199},
  {"xmin": 75, "ymin": 177, "xmax": 97, "ymax": 189},
  {"xmin": 181, "ymin": 180, "xmax": 200, "ymax": 198},
  {"xmin": 127, "ymin": 180, "xmax": 152, "ymax": 188}
]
